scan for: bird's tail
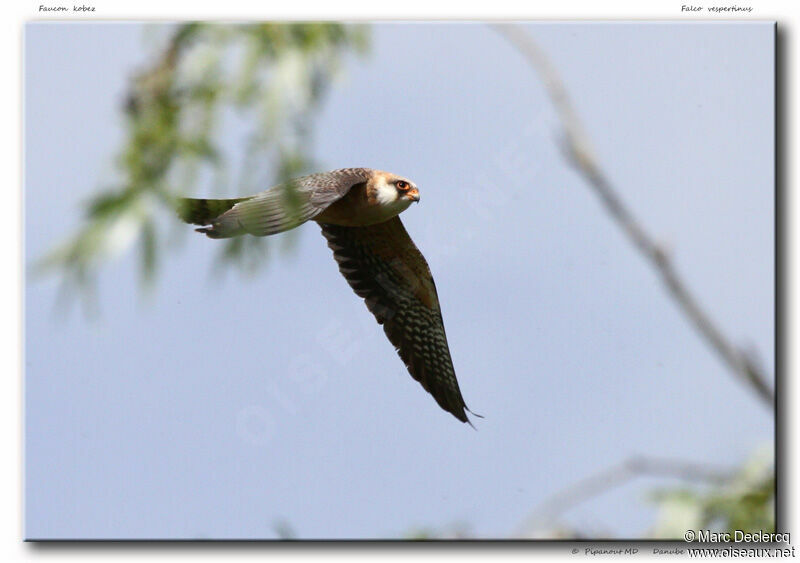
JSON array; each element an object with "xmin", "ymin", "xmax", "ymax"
[{"xmin": 176, "ymin": 196, "xmax": 253, "ymax": 239}]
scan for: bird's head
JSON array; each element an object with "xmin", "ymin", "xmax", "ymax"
[{"xmin": 368, "ymin": 171, "xmax": 420, "ymax": 212}]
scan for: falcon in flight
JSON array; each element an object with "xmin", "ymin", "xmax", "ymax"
[{"xmin": 178, "ymin": 168, "xmax": 476, "ymax": 424}]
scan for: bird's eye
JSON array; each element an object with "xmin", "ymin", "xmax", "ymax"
[{"xmin": 396, "ymin": 181, "xmax": 409, "ymax": 191}]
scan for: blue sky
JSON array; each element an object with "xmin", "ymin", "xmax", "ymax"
[{"xmin": 25, "ymin": 22, "xmax": 774, "ymax": 539}]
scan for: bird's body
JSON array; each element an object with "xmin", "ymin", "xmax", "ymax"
[{"xmin": 178, "ymin": 168, "xmax": 475, "ymax": 424}]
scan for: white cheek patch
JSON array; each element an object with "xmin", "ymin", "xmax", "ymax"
[{"xmin": 374, "ymin": 178, "xmax": 398, "ymax": 206}]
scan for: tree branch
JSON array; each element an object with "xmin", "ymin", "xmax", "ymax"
[
  {"xmin": 491, "ymin": 24, "xmax": 774, "ymax": 408},
  {"xmin": 516, "ymin": 456, "xmax": 733, "ymax": 536}
]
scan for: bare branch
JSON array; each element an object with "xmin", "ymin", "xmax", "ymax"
[
  {"xmin": 516, "ymin": 456, "xmax": 733, "ymax": 536},
  {"xmin": 491, "ymin": 24, "xmax": 774, "ymax": 408}
]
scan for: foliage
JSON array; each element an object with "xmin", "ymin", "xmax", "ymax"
[
  {"xmin": 38, "ymin": 22, "xmax": 368, "ymax": 296},
  {"xmin": 650, "ymin": 447, "xmax": 775, "ymax": 539}
]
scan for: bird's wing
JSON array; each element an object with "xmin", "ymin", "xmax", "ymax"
[
  {"xmin": 178, "ymin": 168, "xmax": 373, "ymax": 239},
  {"xmin": 320, "ymin": 217, "xmax": 473, "ymax": 423}
]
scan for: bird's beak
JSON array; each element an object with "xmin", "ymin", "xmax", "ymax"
[{"xmin": 406, "ymin": 188, "xmax": 420, "ymax": 203}]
